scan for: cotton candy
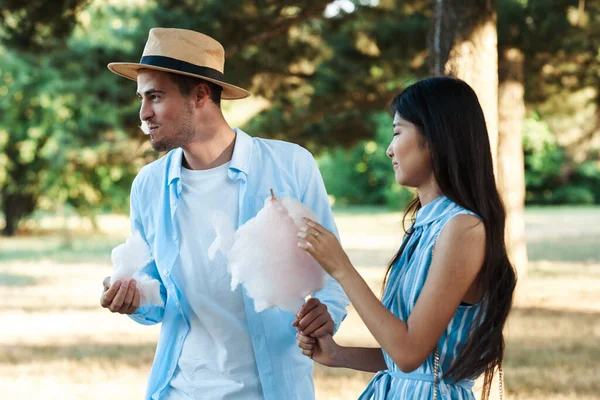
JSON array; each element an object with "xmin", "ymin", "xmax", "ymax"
[
  {"xmin": 209, "ymin": 195, "xmax": 327, "ymax": 313},
  {"xmin": 139, "ymin": 121, "xmax": 151, "ymax": 135},
  {"xmin": 110, "ymin": 231, "xmax": 164, "ymax": 307}
]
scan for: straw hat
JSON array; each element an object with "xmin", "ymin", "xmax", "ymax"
[{"xmin": 108, "ymin": 28, "xmax": 250, "ymax": 100}]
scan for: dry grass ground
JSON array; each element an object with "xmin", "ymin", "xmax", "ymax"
[{"xmin": 1, "ymin": 207, "xmax": 599, "ymax": 399}]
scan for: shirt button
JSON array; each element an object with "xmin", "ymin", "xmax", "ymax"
[
  {"xmin": 163, "ymin": 269, "xmax": 168, "ymax": 275},
  {"xmin": 173, "ymin": 235, "xmax": 178, "ymax": 241}
]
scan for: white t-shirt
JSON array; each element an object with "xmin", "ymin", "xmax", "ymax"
[{"xmin": 164, "ymin": 161, "xmax": 263, "ymax": 400}]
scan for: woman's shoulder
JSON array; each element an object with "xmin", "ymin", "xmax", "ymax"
[
  {"xmin": 441, "ymin": 213, "xmax": 485, "ymax": 240},
  {"xmin": 425, "ymin": 199, "xmax": 485, "ymax": 254},
  {"xmin": 423, "ymin": 199, "xmax": 481, "ymax": 234},
  {"xmin": 423, "ymin": 211, "xmax": 487, "ymax": 291},
  {"xmin": 445, "ymin": 199, "xmax": 481, "ymax": 220},
  {"xmin": 433, "ymin": 212, "xmax": 486, "ymax": 267},
  {"xmin": 432, "ymin": 198, "xmax": 484, "ymax": 238}
]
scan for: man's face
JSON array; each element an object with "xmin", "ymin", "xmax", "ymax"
[{"xmin": 137, "ymin": 70, "xmax": 195, "ymax": 152}]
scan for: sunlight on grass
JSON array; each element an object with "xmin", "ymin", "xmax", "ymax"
[
  {"xmin": 1, "ymin": 207, "xmax": 599, "ymax": 399},
  {"xmin": 0, "ymin": 272, "xmax": 38, "ymax": 287},
  {"xmin": 0, "ymin": 234, "xmax": 127, "ymax": 264}
]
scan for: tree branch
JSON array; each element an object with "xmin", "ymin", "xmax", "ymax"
[{"xmin": 225, "ymin": 2, "xmax": 328, "ymax": 58}]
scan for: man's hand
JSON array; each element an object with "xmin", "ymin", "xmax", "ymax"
[
  {"xmin": 292, "ymin": 297, "xmax": 334, "ymax": 338},
  {"xmin": 100, "ymin": 276, "xmax": 140, "ymax": 314}
]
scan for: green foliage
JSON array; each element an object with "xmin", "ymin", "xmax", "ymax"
[
  {"xmin": 0, "ymin": 0, "xmax": 428, "ymax": 232},
  {"xmin": 0, "ymin": 0, "xmax": 90, "ymax": 51},
  {"xmin": 0, "ymin": 4, "xmax": 151, "ymax": 235},
  {"xmin": 500, "ymin": 0, "xmax": 600, "ymax": 178},
  {"xmin": 322, "ymin": 110, "xmax": 600, "ymax": 208},
  {"xmin": 318, "ymin": 112, "xmax": 414, "ymax": 209},
  {"xmin": 244, "ymin": 0, "xmax": 430, "ymax": 151},
  {"xmin": 523, "ymin": 113, "xmax": 600, "ymax": 205},
  {"xmin": 1, "ymin": 0, "xmax": 599, "ymax": 236},
  {"xmin": 498, "ymin": 0, "xmax": 600, "ymax": 206}
]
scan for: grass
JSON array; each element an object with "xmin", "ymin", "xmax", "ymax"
[
  {"xmin": 504, "ymin": 307, "xmax": 599, "ymax": 396},
  {"xmin": 527, "ymin": 235, "xmax": 600, "ymax": 263},
  {"xmin": 0, "ymin": 272, "xmax": 38, "ymax": 287},
  {"xmin": 0, "ymin": 235, "xmax": 126, "ymax": 264},
  {"xmin": 0, "ymin": 206, "xmax": 599, "ymax": 399}
]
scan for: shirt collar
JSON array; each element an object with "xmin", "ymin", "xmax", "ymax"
[
  {"xmin": 229, "ymin": 127, "xmax": 252, "ymax": 176},
  {"xmin": 166, "ymin": 127, "xmax": 253, "ymax": 186},
  {"xmin": 167, "ymin": 148, "xmax": 183, "ymax": 186},
  {"xmin": 413, "ymin": 195, "xmax": 452, "ymax": 228}
]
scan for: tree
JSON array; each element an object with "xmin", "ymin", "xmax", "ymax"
[
  {"xmin": 0, "ymin": 4, "xmax": 149, "ymax": 235},
  {"xmin": 0, "ymin": 44, "xmax": 143, "ymax": 235},
  {"xmin": 0, "ymin": 0, "xmax": 373, "ymax": 234},
  {"xmin": 498, "ymin": 47, "xmax": 528, "ymax": 279},
  {"xmin": 0, "ymin": 0, "xmax": 432, "ymax": 233},
  {"xmin": 429, "ymin": 0, "xmax": 499, "ymax": 167},
  {"xmin": 427, "ymin": 0, "xmax": 531, "ymax": 282},
  {"xmin": 428, "ymin": 2, "xmax": 503, "ymax": 398},
  {"xmin": 519, "ymin": 0, "xmax": 600, "ymax": 204},
  {"xmin": 0, "ymin": 51, "xmax": 58, "ymax": 235},
  {"xmin": 245, "ymin": 0, "xmax": 431, "ymax": 151},
  {"xmin": 497, "ymin": 0, "xmax": 530, "ymax": 278},
  {"xmin": 2, "ymin": 0, "xmax": 597, "ymax": 235},
  {"xmin": 0, "ymin": 0, "xmax": 90, "ymax": 51}
]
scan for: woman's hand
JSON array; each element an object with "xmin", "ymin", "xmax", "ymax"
[
  {"xmin": 297, "ymin": 333, "xmax": 342, "ymax": 367},
  {"xmin": 297, "ymin": 218, "xmax": 354, "ymax": 282}
]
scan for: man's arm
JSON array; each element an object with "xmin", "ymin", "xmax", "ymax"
[
  {"xmin": 128, "ymin": 177, "xmax": 167, "ymax": 325},
  {"xmin": 100, "ymin": 176, "xmax": 166, "ymax": 325},
  {"xmin": 127, "ymin": 263, "xmax": 166, "ymax": 325},
  {"xmin": 296, "ymin": 148, "xmax": 350, "ymax": 334}
]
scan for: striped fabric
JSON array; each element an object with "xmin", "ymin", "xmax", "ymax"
[{"xmin": 359, "ymin": 196, "xmax": 482, "ymax": 400}]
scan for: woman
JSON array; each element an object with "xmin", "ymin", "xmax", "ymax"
[{"xmin": 296, "ymin": 77, "xmax": 517, "ymax": 399}]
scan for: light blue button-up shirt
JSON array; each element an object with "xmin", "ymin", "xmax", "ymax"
[{"xmin": 128, "ymin": 128, "xmax": 349, "ymax": 400}]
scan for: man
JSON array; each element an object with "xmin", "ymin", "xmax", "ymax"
[{"xmin": 99, "ymin": 28, "xmax": 349, "ymax": 400}]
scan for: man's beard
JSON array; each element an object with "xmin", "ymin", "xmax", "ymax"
[
  {"xmin": 150, "ymin": 132, "xmax": 186, "ymax": 152},
  {"xmin": 150, "ymin": 109, "xmax": 195, "ymax": 152}
]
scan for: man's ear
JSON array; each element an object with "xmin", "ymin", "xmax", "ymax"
[{"xmin": 191, "ymin": 83, "xmax": 211, "ymax": 108}]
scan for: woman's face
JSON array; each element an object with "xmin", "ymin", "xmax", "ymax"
[{"xmin": 386, "ymin": 112, "xmax": 433, "ymax": 188}]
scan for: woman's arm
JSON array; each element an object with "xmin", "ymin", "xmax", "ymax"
[
  {"xmin": 299, "ymin": 214, "xmax": 486, "ymax": 372},
  {"xmin": 297, "ymin": 333, "xmax": 386, "ymax": 373},
  {"xmin": 297, "ymin": 149, "xmax": 350, "ymax": 334}
]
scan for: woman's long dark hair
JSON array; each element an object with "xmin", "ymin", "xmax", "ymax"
[{"xmin": 381, "ymin": 76, "xmax": 517, "ymax": 400}]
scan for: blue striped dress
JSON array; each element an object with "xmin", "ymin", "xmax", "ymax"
[{"xmin": 359, "ymin": 195, "xmax": 482, "ymax": 400}]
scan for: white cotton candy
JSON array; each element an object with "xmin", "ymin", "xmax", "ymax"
[
  {"xmin": 209, "ymin": 196, "xmax": 327, "ymax": 313},
  {"xmin": 208, "ymin": 211, "xmax": 236, "ymax": 261},
  {"xmin": 139, "ymin": 121, "xmax": 151, "ymax": 135},
  {"xmin": 110, "ymin": 231, "xmax": 164, "ymax": 307}
]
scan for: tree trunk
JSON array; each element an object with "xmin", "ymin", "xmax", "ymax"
[
  {"xmin": 498, "ymin": 47, "xmax": 528, "ymax": 279},
  {"xmin": 1, "ymin": 192, "xmax": 36, "ymax": 236},
  {"xmin": 429, "ymin": 0, "xmax": 499, "ymax": 171},
  {"xmin": 428, "ymin": 2, "xmax": 503, "ymax": 399},
  {"xmin": 58, "ymin": 201, "xmax": 73, "ymax": 249}
]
